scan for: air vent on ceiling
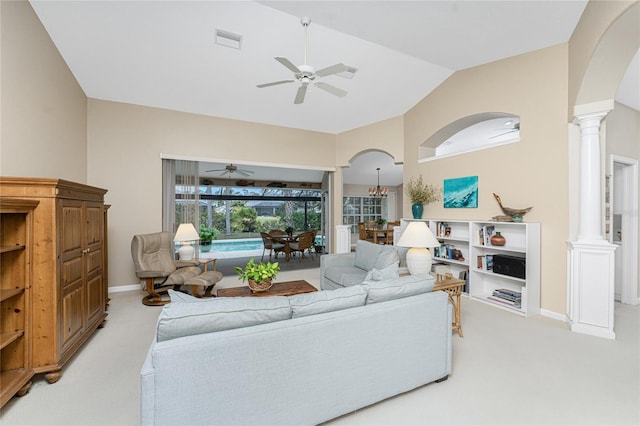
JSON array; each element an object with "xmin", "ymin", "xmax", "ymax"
[
  {"xmin": 336, "ymin": 66, "xmax": 358, "ymax": 79},
  {"xmin": 215, "ymin": 29, "xmax": 242, "ymax": 50}
]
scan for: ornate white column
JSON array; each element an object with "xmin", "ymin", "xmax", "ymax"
[{"xmin": 567, "ymin": 103, "xmax": 617, "ymax": 339}]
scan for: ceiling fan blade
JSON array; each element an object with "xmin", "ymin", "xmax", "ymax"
[
  {"xmin": 294, "ymin": 84, "xmax": 308, "ymax": 104},
  {"xmin": 236, "ymin": 170, "xmax": 251, "ymax": 177},
  {"xmin": 315, "ymin": 82, "xmax": 347, "ymax": 98},
  {"xmin": 315, "ymin": 63, "xmax": 348, "ymax": 77},
  {"xmin": 205, "ymin": 169, "xmax": 225, "ymax": 173},
  {"xmin": 275, "ymin": 57, "xmax": 301, "ymax": 74},
  {"xmin": 257, "ymin": 80, "xmax": 294, "ymax": 88}
]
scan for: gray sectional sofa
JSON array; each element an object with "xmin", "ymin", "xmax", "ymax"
[
  {"xmin": 321, "ymin": 239, "xmax": 409, "ymax": 290},
  {"xmin": 141, "ymin": 274, "xmax": 452, "ymax": 426}
]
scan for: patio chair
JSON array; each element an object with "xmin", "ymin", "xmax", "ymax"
[
  {"xmin": 131, "ymin": 231, "xmax": 222, "ymax": 306},
  {"xmin": 288, "ymin": 231, "xmax": 315, "ymax": 262},
  {"xmin": 260, "ymin": 232, "xmax": 286, "ymax": 262}
]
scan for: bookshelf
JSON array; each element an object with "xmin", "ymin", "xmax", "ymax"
[
  {"xmin": 428, "ymin": 220, "xmax": 471, "ymax": 287},
  {"xmin": 0, "ymin": 198, "xmax": 38, "ymax": 407},
  {"xmin": 398, "ymin": 218, "xmax": 541, "ymax": 317},
  {"xmin": 468, "ymin": 221, "xmax": 540, "ymax": 317}
]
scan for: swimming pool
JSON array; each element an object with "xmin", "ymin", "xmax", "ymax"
[
  {"xmin": 209, "ymin": 238, "xmax": 263, "ymax": 252},
  {"xmin": 202, "ymin": 236, "xmax": 325, "ymax": 259}
]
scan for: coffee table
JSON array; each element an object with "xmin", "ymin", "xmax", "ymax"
[{"xmin": 216, "ymin": 280, "xmax": 318, "ymax": 298}]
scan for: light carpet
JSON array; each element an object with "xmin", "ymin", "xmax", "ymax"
[{"xmin": 1, "ymin": 267, "xmax": 638, "ymax": 425}]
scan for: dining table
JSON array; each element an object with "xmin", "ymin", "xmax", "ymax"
[
  {"xmin": 364, "ymin": 227, "xmax": 393, "ymax": 244},
  {"xmin": 271, "ymin": 232, "xmax": 301, "ymax": 261}
]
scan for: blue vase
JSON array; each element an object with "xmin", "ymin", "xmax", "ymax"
[{"xmin": 411, "ymin": 203, "xmax": 424, "ymax": 219}]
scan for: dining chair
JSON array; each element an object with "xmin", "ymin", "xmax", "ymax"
[
  {"xmin": 260, "ymin": 232, "xmax": 286, "ymax": 261},
  {"xmin": 357, "ymin": 222, "xmax": 373, "ymax": 242},
  {"xmin": 288, "ymin": 231, "xmax": 314, "ymax": 262}
]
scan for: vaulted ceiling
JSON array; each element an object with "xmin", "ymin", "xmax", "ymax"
[{"xmin": 29, "ymin": 1, "xmax": 637, "ymax": 184}]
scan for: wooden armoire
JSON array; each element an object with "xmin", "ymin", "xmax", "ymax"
[{"xmin": 0, "ymin": 178, "xmax": 108, "ymax": 385}]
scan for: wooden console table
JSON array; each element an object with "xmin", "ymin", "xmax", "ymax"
[{"xmin": 433, "ymin": 274, "xmax": 465, "ymax": 337}]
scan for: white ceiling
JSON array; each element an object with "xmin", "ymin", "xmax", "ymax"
[{"xmin": 29, "ymin": 0, "xmax": 638, "ymax": 184}]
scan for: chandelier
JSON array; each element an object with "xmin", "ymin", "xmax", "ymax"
[{"xmin": 369, "ymin": 167, "xmax": 388, "ymax": 197}]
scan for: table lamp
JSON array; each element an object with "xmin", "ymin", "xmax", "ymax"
[
  {"xmin": 397, "ymin": 221, "xmax": 440, "ymax": 275},
  {"xmin": 174, "ymin": 223, "xmax": 199, "ymax": 260}
]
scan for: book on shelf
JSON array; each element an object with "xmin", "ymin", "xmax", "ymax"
[
  {"xmin": 489, "ymin": 288, "xmax": 522, "ymax": 308},
  {"xmin": 437, "ymin": 222, "xmax": 449, "ymax": 238},
  {"xmin": 485, "ymin": 254, "xmax": 493, "ymax": 271},
  {"xmin": 477, "ymin": 255, "xmax": 485, "ymax": 269},
  {"xmin": 477, "ymin": 227, "xmax": 484, "ymax": 245},
  {"xmin": 483, "ymin": 225, "xmax": 495, "ymax": 246},
  {"xmin": 487, "ymin": 295, "xmax": 522, "ymax": 308}
]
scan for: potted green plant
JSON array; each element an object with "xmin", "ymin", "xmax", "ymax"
[
  {"xmin": 235, "ymin": 258, "xmax": 280, "ymax": 293},
  {"xmin": 285, "ymin": 226, "xmax": 294, "ymax": 237},
  {"xmin": 199, "ymin": 224, "xmax": 219, "ymax": 253},
  {"xmin": 376, "ymin": 218, "xmax": 387, "ymax": 229},
  {"xmin": 405, "ymin": 175, "xmax": 441, "ymax": 219}
]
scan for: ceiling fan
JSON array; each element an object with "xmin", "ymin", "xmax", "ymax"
[
  {"xmin": 489, "ymin": 122, "xmax": 520, "ymax": 139},
  {"xmin": 257, "ymin": 16, "xmax": 349, "ymax": 104},
  {"xmin": 204, "ymin": 164, "xmax": 254, "ymax": 177}
]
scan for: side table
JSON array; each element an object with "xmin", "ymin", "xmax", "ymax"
[{"xmin": 433, "ymin": 274, "xmax": 465, "ymax": 337}]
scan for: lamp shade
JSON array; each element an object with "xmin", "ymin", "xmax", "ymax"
[
  {"xmin": 396, "ymin": 221, "xmax": 439, "ymax": 248},
  {"xmin": 174, "ymin": 223, "xmax": 199, "ymax": 261},
  {"xmin": 174, "ymin": 223, "xmax": 199, "ymax": 242},
  {"xmin": 396, "ymin": 221, "xmax": 440, "ymax": 275}
]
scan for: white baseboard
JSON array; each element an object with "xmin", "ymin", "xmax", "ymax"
[
  {"xmin": 540, "ymin": 308, "xmax": 567, "ymax": 322},
  {"xmin": 108, "ymin": 284, "xmax": 142, "ymax": 293}
]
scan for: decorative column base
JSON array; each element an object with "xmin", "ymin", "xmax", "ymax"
[
  {"xmin": 336, "ymin": 225, "xmax": 352, "ymax": 254},
  {"xmin": 567, "ymin": 240, "xmax": 617, "ymax": 339}
]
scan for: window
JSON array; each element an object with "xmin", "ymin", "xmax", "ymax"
[{"xmin": 343, "ymin": 196, "xmax": 384, "ymax": 234}]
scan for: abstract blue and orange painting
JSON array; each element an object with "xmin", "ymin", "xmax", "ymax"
[{"xmin": 443, "ymin": 176, "xmax": 478, "ymax": 208}]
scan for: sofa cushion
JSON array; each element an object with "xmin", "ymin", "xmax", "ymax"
[
  {"xmin": 288, "ymin": 285, "xmax": 367, "ymax": 318},
  {"xmin": 364, "ymin": 262, "xmax": 400, "ymax": 282},
  {"xmin": 157, "ymin": 294, "xmax": 292, "ymax": 342},
  {"xmin": 363, "ymin": 274, "xmax": 435, "ymax": 305},
  {"xmin": 324, "ymin": 266, "xmax": 367, "ymax": 287}
]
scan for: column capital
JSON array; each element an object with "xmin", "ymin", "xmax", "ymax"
[{"xmin": 573, "ymin": 99, "xmax": 614, "ymax": 124}]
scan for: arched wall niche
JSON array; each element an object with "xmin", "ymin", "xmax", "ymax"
[{"xmin": 418, "ymin": 112, "xmax": 520, "ymax": 162}]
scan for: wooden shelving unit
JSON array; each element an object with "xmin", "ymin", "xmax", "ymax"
[
  {"xmin": 0, "ymin": 198, "xmax": 38, "ymax": 408},
  {"xmin": 0, "ymin": 178, "xmax": 109, "ymax": 386}
]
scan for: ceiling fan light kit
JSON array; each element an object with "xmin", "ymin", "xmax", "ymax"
[{"xmin": 257, "ymin": 16, "xmax": 350, "ymax": 104}]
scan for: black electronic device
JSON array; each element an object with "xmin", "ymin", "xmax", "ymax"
[{"xmin": 492, "ymin": 254, "xmax": 526, "ymax": 279}]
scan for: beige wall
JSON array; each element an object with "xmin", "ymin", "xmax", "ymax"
[
  {"xmin": 0, "ymin": 1, "xmax": 87, "ymax": 182},
  {"xmin": 87, "ymin": 99, "xmax": 337, "ymax": 286},
  {"xmin": 404, "ymin": 44, "xmax": 570, "ymax": 314}
]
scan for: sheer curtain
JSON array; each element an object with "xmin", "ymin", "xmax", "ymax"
[{"xmin": 162, "ymin": 159, "xmax": 200, "ymax": 233}]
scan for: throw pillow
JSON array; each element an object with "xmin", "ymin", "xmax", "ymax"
[
  {"xmin": 353, "ymin": 240, "xmax": 382, "ymax": 271},
  {"xmin": 157, "ymin": 296, "xmax": 292, "ymax": 342},
  {"xmin": 364, "ymin": 262, "xmax": 400, "ymax": 282},
  {"xmin": 289, "ymin": 285, "xmax": 367, "ymax": 318},
  {"xmin": 373, "ymin": 248, "xmax": 400, "ymax": 270},
  {"xmin": 363, "ymin": 274, "xmax": 435, "ymax": 304}
]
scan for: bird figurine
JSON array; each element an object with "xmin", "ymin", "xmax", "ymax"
[{"xmin": 493, "ymin": 193, "xmax": 533, "ymax": 221}]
